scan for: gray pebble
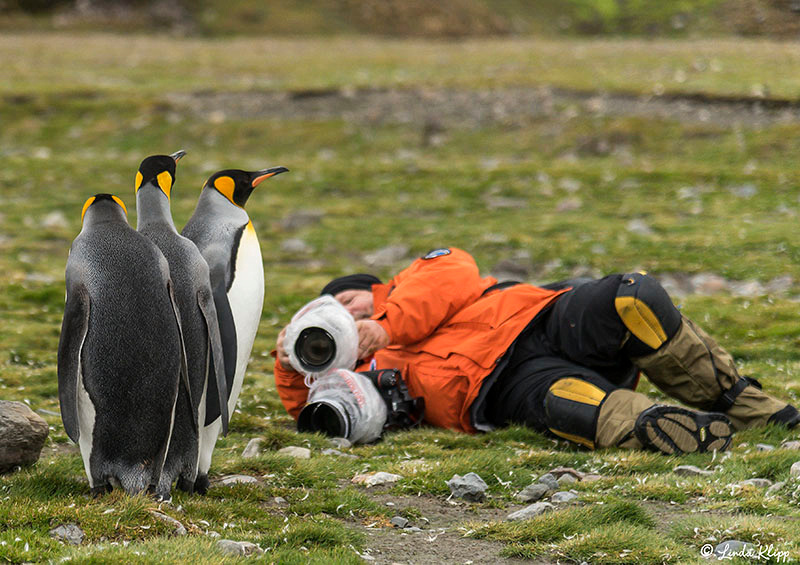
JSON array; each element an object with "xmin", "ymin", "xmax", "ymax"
[
  {"xmin": 390, "ymin": 516, "xmax": 409, "ymax": 529},
  {"xmin": 277, "ymin": 446, "xmax": 311, "ymax": 459},
  {"xmin": 217, "ymin": 539, "xmax": 264, "ymax": 556},
  {"xmin": 550, "ymin": 491, "xmax": 579, "ymax": 504},
  {"xmin": 506, "ymin": 502, "xmax": 554, "ymax": 521},
  {"xmin": 791, "ymin": 461, "xmax": 800, "ymax": 478},
  {"xmin": 538, "ymin": 473, "xmax": 559, "ymax": 490},
  {"xmin": 321, "ymin": 448, "xmax": 358, "ymax": 459},
  {"xmin": 446, "ymin": 472, "xmax": 488, "ymax": 502},
  {"xmin": 514, "ymin": 483, "xmax": 550, "ymax": 503},
  {"xmin": 756, "ymin": 443, "xmax": 775, "ymax": 452},
  {"xmin": 766, "ymin": 482, "xmax": 786, "ymax": 496},
  {"xmin": 673, "ymin": 465, "xmax": 713, "ymax": 477},
  {"xmin": 740, "ymin": 478, "xmax": 772, "ymax": 489},
  {"xmin": 714, "ymin": 540, "xmax": 752, "ymax": 559},
  {"xmin": 241, "ymin": 438, "xmax": 263, "ymax": 459},
  {"xmin": 557, "ymin": 474, "xmax": 578, "ymax": 486},
  {"xmin": 328, "ymin": 437, "xmax": 352, "ymax": 449},
  {"xmin": 49, "ymin": 524, "xmax": 84, "ymax": 545},
  {"xmin": 220, "ymin": 474, "xmax": 258, "ymax": 486},
  {"xmin": 781, "ymin": 440, "xmax": 800, "ymax": 450},
  {"xmin": 273, "ymin": 497, "xmax": 288, "ymax": 505}
]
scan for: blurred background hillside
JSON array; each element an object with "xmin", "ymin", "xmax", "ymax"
[{"xmin": 4, "ymin": 0, "xmax": 800, "ymax": 38}]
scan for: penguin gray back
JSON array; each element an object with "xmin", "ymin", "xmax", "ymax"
[{"xmin": 58, "ymin": 194, "xmax": 183, "ymax": 495}]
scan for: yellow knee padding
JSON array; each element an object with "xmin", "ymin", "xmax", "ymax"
[
  {"xmin": 548, "ymin": 377, "xmax": 606, "ymax": 406},
  {"xmin": 615, "ymin": 296, "xmax": 668, "ymax": 350}
]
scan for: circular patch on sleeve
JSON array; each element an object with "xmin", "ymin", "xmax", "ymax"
[{"xmin": 422, "ymin": 248, "xmax": 451, "ymax": 260}]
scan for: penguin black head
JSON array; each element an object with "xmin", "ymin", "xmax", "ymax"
[
  {"xmin": 81, "ymin": 193, "xmax": 128, "ymax": 224},
  {"xmin": 204, "ymin": 166, "xmax": 288, "ymax": 208},
  {"xmin": 135, "ymin": 150, "xmax": 186, "ymax": 199}
]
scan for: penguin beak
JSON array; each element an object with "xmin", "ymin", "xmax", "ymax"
[
  {"xmin": 250, "ymin": 166, "xmax": 289, "ymax": 188},
  {"xmin": 170, "ymin": 150, "xmax": 187, "ymax": 163}
]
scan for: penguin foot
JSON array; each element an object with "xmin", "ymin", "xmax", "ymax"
[
  {"xmin": 91, "ymin": 484, "xmax": 112, "ymax": 498},
  {"xmin": 176, "ymin": 476, "xmax": 195, "ymax": 494},
  {"xmin": 194, "ymin": 474, "xmax": 210, "ymax": 495}
]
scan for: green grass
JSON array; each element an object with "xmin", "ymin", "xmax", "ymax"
[{"xmin": 1, "ymin": 32, "xmax": 800, "ymax": 563}]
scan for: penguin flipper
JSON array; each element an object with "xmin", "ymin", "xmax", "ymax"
[
  {"xmin": 57, "ymin": 283, "xmax": 90, "ymax": 443},
  {"xmin": 197, "ymin": 288, "xmax": 230, "ymax": 435},
  {"xmin": 167, "ymin": 279, "xmax": 196, "ymax": 434},
  {"xmin": 212, "ymin": 280, "xmax": 238, "ymax": 404}
]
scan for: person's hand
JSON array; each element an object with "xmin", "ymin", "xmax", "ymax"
[
  {"xmin": 356, "ymin": 320, "xmax": 390, "ymax": 359},
  {"xmin": 276, "ymin": 327, "xmax": 291, "ymax": 369}
]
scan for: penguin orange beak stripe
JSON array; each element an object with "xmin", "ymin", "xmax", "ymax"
[
  {"xmin": 251, "ymin": 167, "xmax": 289, "ymax": 187},
  {"xmin": 170, "ymin": 150, "xmax": 187, "ymax": 163}
]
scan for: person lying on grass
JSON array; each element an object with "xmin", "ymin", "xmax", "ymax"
[{"xmin": 274, "ymin": 247, "xmax": 799, "ymax": 454}]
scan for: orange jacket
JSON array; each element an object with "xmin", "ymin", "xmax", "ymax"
[{"xmin": 274, "ymin": 248, "xmax": 567, "ymax": 433}]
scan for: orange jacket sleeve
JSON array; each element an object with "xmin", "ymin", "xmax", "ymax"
[
  {"xmin": 273, "ymin": 357, "xmax": 309, "ymax": 420},
  {"xmin": 372, "ymin": 248, "xmax": 495, "ymax": 345}
]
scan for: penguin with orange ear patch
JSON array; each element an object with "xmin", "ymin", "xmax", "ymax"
[
  {"xmin": 135, "ymin": 151, "xmax": 230, "ymax": 499},
  {"xmin": 182, "ymin": 166, "xmax": 288, "ymax": 493},
  {"xmin": 58, "ymin": 194, "xmax": 183, "ymax": 496}
]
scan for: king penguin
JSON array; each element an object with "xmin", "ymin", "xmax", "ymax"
[
  {"xmin": 182, "ymin": 165, "xmax": 288, "ymax": 493},
  {"xmin": 58, "ymin": 194, "xmax": 185, "ymax": 496},
  {"xmin": 135, "ymin": 151, "xmax": 230, "ymax": 498}
]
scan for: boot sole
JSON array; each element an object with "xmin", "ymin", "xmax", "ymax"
[{"xmin": 635, "ymin": 406, "xmax": 733, "ymax": 455}]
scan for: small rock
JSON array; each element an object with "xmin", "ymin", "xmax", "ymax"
[
  {"xmin": 49, "ymin": 524, "xmax": 84, "ymax": 545},
  {"xmin": 149, "ymin": 510, "xmax": 187, "ymax": 536},
  {"xmin": 739, "ymin": 478, "xmax": 772, "ymax": 489},
  {"xmin": 673, "ymin": 465, "xmax": 713, "ymax": 477},
  {"xmin": 756, "ymin": 443, "xmax": 774, "ymax": 452},
  {"xmin": 791, "ymin": 461, "xmax": 800, "ymax": 478},
  {"xmin": 352, "ymin": 472, "xmax": 403, "ymax": 487},
  {"xmin": 207, "ymin": 531, "xmax": 221, "ymax": 538},
  {"xmin": 277, "ymin": 446, "xmax": 311, "ymax": 459},
  {"xmin": 557, "ymin": 474, "xmax": 578, "ymax": 486},
  {"xmin": 514, "ymin": 483, "xmax": 550, "ymax": 503},
  {"xmin": 538, "ymin": 473, "xmax": 559, "ymax": 490},
  {"xmin": 550, "ymin": 491, "xmax": 579, "ymax": 504},
  {"xmin": 321, "ymin": 448, "xmax": 358, "ymax": 459},
  {"xmin": 714, "ymin": 540, "xmax": 753, "ymax": 559},
  {"xmin": 549, "ymin": 467, "xmax": 584, "ymax": 480},
  {"xmin": 273, "ymin": 496, "xmax": 288, "ymax": 505},
  {"xmin": 390, "ymin": 516, "xmax": 409, "ymax": 529},
  {"xmin": 220, "ymin": 474, "xmax": 258, "ymax": 486},
  {"xmin": 506, "ymin": 502, "xmax": 554, "ymax": 521},
  {"xmin": 406, "ymin": 526, "xmax": 424, "ymax": 533},
  {"xmin": 781, "ymin": 440, "xmax": 800, "ymax": 450},
  {"xmin": 446, "ymin": 472, "xmax": 488, "ymax": 502},
  {"xmin": 692, "ymin": 273, "xmax": 728, "ymax": 295},
  {"xmin": 217, "ymin": 539, "xmax": 264, "ymax": 556},
  {"xmin": 328, "ymin": 437, "xmax": 352, "ymax": 449},
  {"xmin": 766, "ymin": 482, "xmax": 786, "ymax": 496},
  {"xmin": 241, "ymin": 438, "xmax": 263, "ymax": 459},
  {"xmin": 0, "ymin": 400, "xmax": 49, "ymax": 472}
]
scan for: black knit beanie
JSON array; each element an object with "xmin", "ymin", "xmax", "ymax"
[{"xmin": 320, "ymin": 274, "xmax": 382, "ymax": 297}]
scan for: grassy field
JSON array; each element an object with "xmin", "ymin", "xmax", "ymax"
[{"xmin": 1, "ymin": 33, "xmax": 800, "ymax": 564}]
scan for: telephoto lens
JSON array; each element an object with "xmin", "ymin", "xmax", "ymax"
[
  {"xmin": 297, "ymin": 369, "xmax": 387, "ymax": 444},
  {"xmin": 284, "ymin": 295, "xmax": 358, "ymax": 376},
  {"xmin": 294, "ymin": 327, "xmax": 336, "ymax": 369}
]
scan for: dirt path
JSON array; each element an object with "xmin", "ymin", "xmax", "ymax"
[{"xmin": 167, "ymin": 85, "xmax": 800, "ymax": 129}]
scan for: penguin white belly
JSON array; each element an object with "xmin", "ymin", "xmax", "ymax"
[
  {"xmin": 76, "ymin": 367, "xmax": 96, "ymax": 488},
  {"xmin": 226, "ymin": 221, "xmax": 264, "ymax": 418}
]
